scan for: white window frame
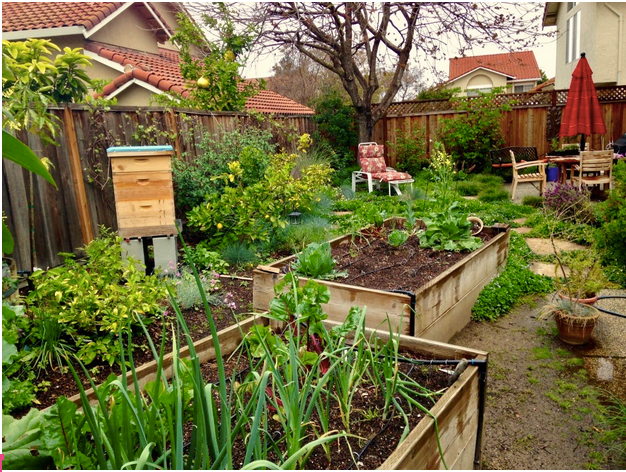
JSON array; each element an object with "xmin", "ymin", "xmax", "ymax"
[
  {"xmin": 466, "ymin": 87, "xmax": 493, "ymax": 97},
  {"xmin": 566, "ymin": 10, "xmax": 581, "ymax": 64},
  {"xmin": 513, "ymin": 83, "xmax": 534, "ymax": 93}
]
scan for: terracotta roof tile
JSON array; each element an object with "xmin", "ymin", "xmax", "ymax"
[
  {"xmin": 449, "ymin": 51, "xmax": 541, "ymax": 81},
  {"xmin": 2, "ymin": 2, "xmax": 124, "ymax": 32},
  {"xmin": 87, "ymin": 42, "xmax": 314, "ymax": 114}
]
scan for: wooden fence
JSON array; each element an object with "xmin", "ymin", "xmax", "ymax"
[
  {"xmin": 375, "ymin": 85, "xmax": 626, "ymax": 167},
  {"xmin": 6, "ymin": 87, "xmax": 626, "ymax": 272},
  {"xmin": 3, "ymin": 105, "xmax": 316, "ymax": 272}
]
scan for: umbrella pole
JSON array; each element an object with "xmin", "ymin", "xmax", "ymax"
[{"xmin": 580, "ymin": 134, "xmax": 586, "ymax": 152}]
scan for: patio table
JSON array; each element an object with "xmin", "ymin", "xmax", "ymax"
[
  {"xmin": 548, "ymin": 153, "xmax": 623, "ymax": 185},
  {"xmin": 547, "ymin": 156, "xmax": 580, "ymax": 184}
]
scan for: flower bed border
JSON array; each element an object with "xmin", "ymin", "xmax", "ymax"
[{"xmin": 253, "ymin": 218, "xmax": 510, "ymax": 342}]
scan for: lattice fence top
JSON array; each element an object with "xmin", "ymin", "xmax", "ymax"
[{"xmin": 385, "ymin": 85, "xmax": 626, "ymax": 116}]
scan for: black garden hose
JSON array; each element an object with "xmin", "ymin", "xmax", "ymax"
[{"xmin": 595, "ymin": 296, "xmax": 626, "ymax": 319}]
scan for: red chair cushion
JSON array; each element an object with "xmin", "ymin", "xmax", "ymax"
[
  {"xmin": 361, "ymin": 157, "xmax": 387, "ymax": 173},
  {"xmin": 359, "ymin": 144, "xmax": 384, "ymax": 160},
  {"xmin": 372, "ymin": 171, "xmax": 412, "ymax": 182}
]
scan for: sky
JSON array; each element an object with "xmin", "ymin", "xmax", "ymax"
[{"xmin": 241, "ymin": 2, "xmax": 558, "ymax": 86}]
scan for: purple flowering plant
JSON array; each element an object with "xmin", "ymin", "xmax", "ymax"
[{"xmin": 543, "ymin": 182, "xmax": 593, "ymax": 223}]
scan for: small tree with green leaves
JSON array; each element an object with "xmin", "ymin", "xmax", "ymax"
[
  {"xmin": 154, "ymin": 11, "xmax": 260, "ymax": 111},
  {"xmin": 438, "ymin": 88, "xmax": 511, "ymax": 171},
  {"xmin": 387, "ymin": 127, "xmax": 427, "ymax": 175},
  {"xmin": 2, "ymin": 39, "xmax": 93, "ymax": 143}
]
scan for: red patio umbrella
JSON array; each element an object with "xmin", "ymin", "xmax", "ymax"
[{"xmin": 559, "ymin": 52, "xmax": 607, "ymax": 151}]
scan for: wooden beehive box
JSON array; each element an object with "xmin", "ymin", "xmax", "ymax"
[{"xmin": 108, "ymin": 146, "xmax": 176, "ymax": 238}]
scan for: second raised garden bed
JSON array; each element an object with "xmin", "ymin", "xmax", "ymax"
[{"xmin": 254, "ymin": 218, "xmax": 510, "ymax": 342}]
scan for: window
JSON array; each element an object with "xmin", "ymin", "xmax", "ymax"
[
  {"xmin": 566, "ymin": 10, "xmax": 581, "ymax": 63},
  {"xmin": 514, "ymin": 84, "xmax": 534, "ymax": 93},
  {"xmin": 467, "ymin": 87, "xmax": 492, "ymax": 97},
  {"xmin": 567, "ymin": 2, "xmax": 577, "ymax": 12}
]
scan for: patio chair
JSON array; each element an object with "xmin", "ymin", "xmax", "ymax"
[
  {"xmin": 352, "ymin": 142, "xmax": 414, "ymax": 195},
  {"xmin": 571, "ymin": 150, "xmax": 614, "ymax": 191},
  {"xmin": 509, "ymin": 150, "xmax": 547, "ymax": 201}
]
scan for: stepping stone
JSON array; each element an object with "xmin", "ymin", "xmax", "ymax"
[
  {"xmin": 597, "ymin": 358, "xmax": 614, "ymax": 382},
  {"xmin": 529, "ymin": 262, "xmax": 567, "ymax": 277},
  {"xmin": 512, "ymin": 218, "xmax": 528, "ymax": 225},
  {"xmin": 462, "ymin": 196, "xmax": 478, "ymax": 200},
  {"xmin": 525, "ymin": 238, "xmax": 587, "ymax": 255},
  {"xmin": 513, "ymin": 227, "xmax": 532, "ymax": 234}
]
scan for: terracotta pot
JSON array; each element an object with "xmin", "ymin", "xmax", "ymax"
[
  {"xmin": 557, "ymin": 291, "xmax": 598, "ymax": 305},
  {"xmin": 552, "ymin": 306, "xmax": 600, "ymax": 346}
]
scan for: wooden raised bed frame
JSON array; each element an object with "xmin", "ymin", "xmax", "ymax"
[
  {"xmin": 254, "ymin": 218, "xmax": 511, "ymax": 343},
  {"xmin": 67, "ymin": 315, "xmax": 487, "ymax": 470}
]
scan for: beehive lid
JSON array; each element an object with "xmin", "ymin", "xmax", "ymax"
[{"xmin": 107, "ymin": 145, "xmax": 173, "ymax": 153}]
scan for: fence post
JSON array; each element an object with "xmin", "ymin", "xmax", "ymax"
[
  {"xmin": 63, "ymin": 106, "xmax": 94, "ymax": 245},
  {"xmin": 168, "ymin": 109, "xmax": 182, "ymax": 158}
]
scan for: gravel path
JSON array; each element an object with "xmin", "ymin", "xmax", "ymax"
[{"xmin": 450, "ymin": 291, "xmax": 626, "ymax": 469}]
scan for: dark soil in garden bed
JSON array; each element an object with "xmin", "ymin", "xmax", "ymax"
[
  {"xmin": 26, "ymin": 277, "xmax": 253, "ymax": 412},
  {"xmin": 197, "ymin": 348, "xmax": 451, "ymax": 470},
  {"xmin": 319, "ymin": 226, "xmax": 493, "ymax": 292}
]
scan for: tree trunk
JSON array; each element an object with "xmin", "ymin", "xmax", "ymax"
[{"xmin": 357, "ymin": 113, "xmax": 376, "ymax": 144}]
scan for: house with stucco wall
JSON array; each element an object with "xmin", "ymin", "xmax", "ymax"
[
  {"xmin": 543, "ymin": 2, "xmax": 626, "ymax": 89},
  {"xmin": 1, "ymin": 2, "xmax": 314, "ymax": 114},
  {"xmin": 445, "ymin": 51, "xmax": 542, "ymax": 97}
]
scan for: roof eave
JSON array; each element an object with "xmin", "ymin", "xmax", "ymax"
[
  {"xmin": 449, "ymin": 66, "xmax": 516, "ymax": 82},
  {"xmin": 84, "ymin": 2, "xmax": 134, "ymax": 39},
  {"xmin": 2, "ymin": 26, "xmax": 85, "ymax": 40},
  {"xmin": 543, "ymin": 2, "xmax": 559, "ymax": 27},
  {"xmin": 508, "ymin": 77, "xmax": 541, "ymax": 83},
  {"xmin": 106, "ymin": 77, "xmax": 165, "ymax": 100}
]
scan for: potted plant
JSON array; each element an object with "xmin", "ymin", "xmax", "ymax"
[
  {"xmin": 540, "ymin": 250, "xmax": 607, "ymax": 345},
  {"xmin": 540, "ymin": 185, "xmax": 606, "ymax": 345},
  {"xmin": 540, "ymin": 297, "xmax": 600, "ymax": 345},
  {"xmin": 549, "ymin": 142, "xmax": 581, "ymax": 157},
  {"xmin": 554, "ymin": 251, "xmax": 607, "ymax": 304}
]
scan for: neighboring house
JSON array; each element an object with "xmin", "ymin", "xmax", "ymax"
[
  {"xmin": 446, "ymin": 51, "xmax": 542, "ymax": 97},
  {"xmin": 543, "ymin": 2, "xmax": 626, "ymax": 89},
  {"xmin": 2, "ymin": 2, "xmax": 314, "ymax": 114}
]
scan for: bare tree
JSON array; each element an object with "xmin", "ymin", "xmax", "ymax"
[
  {"xmin": 265, "ymin": 46, "xmax": 348, "ymax": 106},
  {"xmin": 186, "ymin": 2, "xmax": 543, "ymax": 142}
]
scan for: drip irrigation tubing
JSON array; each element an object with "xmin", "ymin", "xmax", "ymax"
[
  {"xmin": 595, "ymin": 296, "xmax": 626, "ymax": 319},
  {"xmin": 347, "ymin": 363, "xmax": 418, "ymax": 469}
]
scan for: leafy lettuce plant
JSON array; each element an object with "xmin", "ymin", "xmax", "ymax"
[
  {"xmin": 388, "ymin": 230, "xmax": 409, "ymax": 247},
  {"xmin": 418, "ymin": 201, "xmax": 483, "ymax": 252},
  {"xmin": 291, "ymin": 241, "xmax": 347, "ymax": 280}
]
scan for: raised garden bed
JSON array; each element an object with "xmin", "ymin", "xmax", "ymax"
[
  {"xmin": 62, "ymin": 314, "xmax": 488, "ymax": 470},
  {"xmin": 254, "ymin": 218, "xmax": 510, "ymax": 342}
]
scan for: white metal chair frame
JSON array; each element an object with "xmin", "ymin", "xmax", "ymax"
[
  {"xmin": 509, "ymin": 150, "xmax": 547, "ymax": 201},
  {"xmin": 352, "ymin": 142, "xmax": 414, "ymax": 196}
]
